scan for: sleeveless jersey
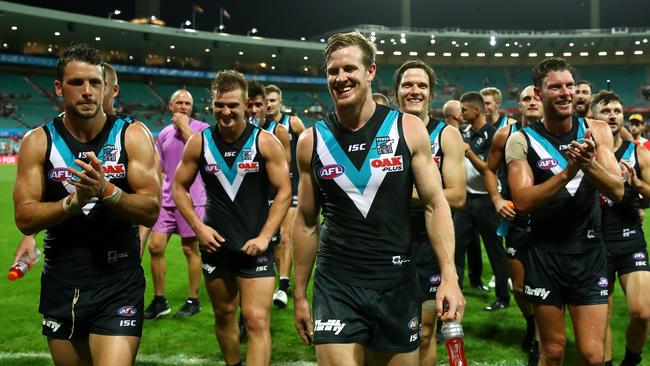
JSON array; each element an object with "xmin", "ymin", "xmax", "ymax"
[
  {"xmin": 494, "ymin": 114, "xmax": 509, "ymax": 129},
  {"xmin": 601, "ymin": 140, "xmax": 646, "ymax": 253},
  {"xmin": 521, "ymin": 116, "xmax": 602, "ymax": 253},
  {"xmin": 277, "ymin": 114, "xmax": 299, "ymax": 194},
  {"xmin": 42, "ymin": 115, "xmax": 139, "ymax": 288},
  {"xmin": 312, "ymin": 105, "xmax": 414, "ymax": 289},
  {"xmin": 199, "ymin": 123, "xmax": 270, "ymax": 251},
  {"xmin": 410, "ymin": 118, "xmax": 447, "ymax": 241}
]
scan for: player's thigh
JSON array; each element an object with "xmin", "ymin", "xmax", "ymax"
[
  {"xmin": 316, "ymin": 343, "xmax": 365, "ymax": 366},
  {"xmin": 88, "ymin": 334, "xmax": 140, "ymax": 366},
  {"xmin": 48, "ymin": 338, "xmax": 92, "ymax": 366},
  {"xmin": 620, "ymin": 270, "xmax": 650, "ymax": 318}
]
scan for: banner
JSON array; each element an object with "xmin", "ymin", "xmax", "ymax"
[{"xmin": 0, "ymin": 155, "xmax": 18, "ymax": 164}]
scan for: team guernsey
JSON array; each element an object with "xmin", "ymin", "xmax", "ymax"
[
  {"xmin": 199, "ymin": 123, "xmax": 269, "ymax": 252},
  {"xmin": 494, "ymin": 114, "xmax": 509, "ymax": 129},
  {"xmin": 312, "ymin": 105, "xmax": 414, "ymax": 289},
  {"xmin": 277, "ymin": 114, "xmax": 300, "ymax": 195},
  {"xmin": 41, "ymin": 115, "xmax": 140, "ymax": 288}
]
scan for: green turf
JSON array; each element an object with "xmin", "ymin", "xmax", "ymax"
[{"xmin": 0, "ymin": 164, "xmax": 647, "ymax": 365}]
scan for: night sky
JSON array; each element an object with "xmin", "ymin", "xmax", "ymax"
[{"xmin": 6, "ymin": 0, "xmax": 650, "ymax": 39}]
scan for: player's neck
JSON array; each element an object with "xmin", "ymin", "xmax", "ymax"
[
  {"xmin": 446, "ymin": 118, "xmax": 459, "ymax": 129},
  {"xmin": 613, "ymin": 133, "xmax": 623, "ymax": 151},
  {"xmin": 491, "ymin": 111, "xmax": 500, "ymax": 124},
  {"xmin": 62, "ymin": 111, "xmax": 107, "ymax": 143},
  {"xmin": 542, "ymin": 115, "xmax": 573, "ymax": 136},
  {"xmin": 272, "ymin": 112, "xmax": 282, "ymax": 122},
  {"xmin": 470, "ymin": 115, "xmax": 486, "ymax": 132},
  {"xmin": 335, "ymin": 97, "xmax": 376, "ymax": 132},
  {"xmin": 218, "ymin": 120, "xmax": 246, "ymax": 143}
]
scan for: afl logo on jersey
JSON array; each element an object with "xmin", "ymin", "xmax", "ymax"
[
  {"xmin": 238, "ymin": 162, "xmax": 260, "ymax": 173},
  {"xmin": 370, "ymin": 156, "xmax": 403, "ymax": 172},
  {"xmin": 204, "ymin": 164, "xmax": 221, "ymax": 174},
  {"xmin": 318, "ymin": 164, "xmax": 345, "ymax": 179},
  {"xmin": 537, "ymin": 158, "xmax": 558, "ymax": 170},
  {"xmin": 48, "ymin": 168, "xmax": 73, "ymax": 181},
  {"xmin": 116, "ymin": 306, "xmax": 137, "ymax": 317}
]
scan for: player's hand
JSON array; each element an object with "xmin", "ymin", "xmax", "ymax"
[
  {"xmin": 567, "ymin": 129, "xmax": 596, "ymax": 169},
  {"xmin": 620, "ymin": 161, "xmax": 641, "ymax": 188},
  {"xmin": 14, "ymin": 235, "xmax": 37, "ymax": 264},
  {"xmin": 172, "ymin": 113, "xmax": 190, "ymax": 130},
  {"xmin": 436, "ymin": 278, "xmax": 466, "ymax": 322},
  {"xmin": 67, "ymin": 151, "xmax": 107, "ymax": 205},
  {"xmin": 493, "ymin": 198, "xmax": 516, "ymax": 220},
  {"xmin": 196, "ymin": 223, "xmax": 224, "ymax": 253},
  {"xmin": 240, "ymin": 236, "xmax": 270, "ymax": 256},
  {"xmin": 294, "ymin": 297, "xmax": 314, "ymax": 345}
]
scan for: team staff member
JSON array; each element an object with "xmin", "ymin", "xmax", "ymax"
[
  {"xmin": 292, "ymin": 32, "xmax": 464, "ymax": 366},
  {"xmin": 590, "ymin": 91, "xmax": 650, "ymax": 366},
  {"xmin": 174, "ymin": 70, "xmax": 290, "ymax": 366},
  {"xmin": 484, "ymin": 85, "xmax": 542, "ymax": 363},
  {"xmin": 393, "ymin": 59, "xmax": 466, "ymax": 366},
  {"xmin": 144, "ymin": 89, "xmax": 209, "ymax": 320},
  {"xmin": 506, "ymin": 57, "xmax": 623, "ymax": 365},
  {"xmin": 13, "ymin": 43, "xmax": 160, "ymax": 366},
  {"xmin": 456, "ymin": 92, "xmax": 510, "ymax": 311},
  {"xmin": 265, "ymin": 84, "xmax": 305, "ymax": 307}
]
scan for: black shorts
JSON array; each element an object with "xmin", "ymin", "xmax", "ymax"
[
  {"xmin": 201, "ymin": 245, "xmax": 275, "ymax": 279},
  {"xmin": 523, "ymin": 246, "xmax": 608, "ymax": 306},
  {"xmin": 606, "ymin": 247, "xmax": 650, "ymax": 291},
  {"xmin": 413, "ymin": 241, "xmax": 441, "ymax": 302},
  {"xmin": 505, "ymin": 222, "xmax": 528, "ymax": 259},
  {"xmin": 39, "ymin": 267, "xmax": 145, "ymax": 340},
  {"xmin": 312, "ymin": 268, "xmax": 421, "ymax": 352}
]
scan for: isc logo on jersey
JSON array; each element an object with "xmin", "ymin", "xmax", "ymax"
[
  {"xmin": 48, "ymin": 167, "xmax": 73, "ymax": 181},
  {"xmin": 318, "ymin": 164, "xmax": 345, "ymax": 179},
  {"xmin": 238, "ymin": 162, "xmax": 259, "ymax": 173},
  {"xmin": 102, "ymin": 164, "xmax": 126, "ymax": 179},
  {"xmin": 370, "ymin": 156, "xmax": 403, "ymax": 172},
  {"xmin": 537, "ymin": 158, "xmax": 558, "ymax": 170},
  {"xmin": 205, "ymin": 164, "xmax": 221, "ymax": 174}
]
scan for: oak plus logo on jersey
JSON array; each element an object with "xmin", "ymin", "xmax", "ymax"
[
  {"xmin": 102, "ymin": 164, "xmax": 126, "ymax": 179},
  {"xmin": 318, "ymin": 164, "xmax": 345, "ymax": 179},
  {"xmin": 314, "ymin": 319, "xmax": 346, "ymax": 335},
  {"xmin": 204, "ymin": 164, "xmax": 221, "ymax": 174},
  {"xmin": 537, "ymin": 158, "xmax": 558, "ymax": 170},
  {"xmin": 238, "ymin": 161, "xmax": 259, "ymax": 173},
  {"xmin": 48, "ymin": 167, "xmax": 73, "ymax": 181},
  {"xmin": 370, "ymin": 156, "xmax": 403, "ymax": 172}
]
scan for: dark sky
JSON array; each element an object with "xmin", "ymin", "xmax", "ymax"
[{"xmin": 8, "ymin": 0, "xmax": 650, "ymax": 39}]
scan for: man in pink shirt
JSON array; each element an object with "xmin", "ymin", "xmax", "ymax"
[{"xmin": 144, "ymin": 89, "xmax": 209, "ymax": 319}]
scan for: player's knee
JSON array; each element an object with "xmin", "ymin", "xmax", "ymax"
[
  {"xmin": 181, "ymin": 242, "xmax": 199, "ymax": 257},
  {"xmin": 580, "ymin": 349, "xmax": 605, "ymax": 366},
  {"xmin": 419, "ymin": 324, "xmax": 434, "ymax": 345},
  {"xmin": 541, "ymin": 340, "xmax": 566, "ymax": 364},
  {"xmin": 629, "ymin": 303, "xmax": 650, "ymax": 322},
  {"xmin": 213, "ymin": 302, "xmax": 238, "ymax": 320},
  {"xmin": 148, "ymin": 241, "xmax": 165, "ymax": 255},
  {"xmin": 242, "ymin": 309, "xmax": 270, "ymax": 335}
]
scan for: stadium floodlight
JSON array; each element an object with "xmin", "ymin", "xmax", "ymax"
[
  {"xmin": 426, "ymin": 52, "xmax": 435, "ymax": 57},
  {"xmin": 238, "ymin": 51, "xmax": 244, "ymax": 55},
  {"xmin": 443, "ymin": 52, "xmax": 452, "ymax": 57},
  {"xmin": 430, "ymin": 39, "xmax": 436, "ymax": 45},
  {"xmin": 598, "ymin": 51, "xmax": 608, "ymax": 56},
  {"xmin": 580, "ymin": 52, "xmax": 589, "ymax": 56},
  {"xmin": 615, "ymin": 51, "xmax": 625, "ymax": 55},
  {"xmin": 271, "ymin": 66, "xmax": 276, "ymax": 70},
  {"xmin": 181, "ymin": 20, "xmax": 191, "ymax": 29},
  {"xmin": 460, "ymin": 52, "xmax": 469, "ymax": 57},
  {"xmin": 528, "ymin": 52, "xmax": 537, "ymax": 57},
  {"xmin": 634, "ymin": 50, "xmax": 644, "ymax": 55},
  {"xmin": 260, "ymin": 62, "xmax": 267, "ymax": 68},
  {"xmin": 204, "ymin": 48, "xmax": 210, "ymax": 53},
  {"xmin": 169, "ymin": 45, "xmax": 176, "ymax": 49},
  {"xmin": 510, "ymin": 53, "xmax": 520, "ymax": 57},
  {"xmin": 495, "ymin": 52, "xmax": 503, "ymax": 57},
  {"xmin": 376, "ymin": 50, "xmax": 384, "ymax": 55},
  {"xmin": 569, "ymin": 42, "xmax": 574, "ymax": 47},
  {"xmin": 320, "ymin": 39, "xmax": 325, "ymax": 43},
  {"xmin": 218, "ymin": 24, "xmax": 225, "ymax": 30},
  {"xmin": 644, "ymin": 39, "xmax": 648, "ymax": 43},
  {"xmin": 108, "ymin": 9, "xmax": 121, "ymax": 19},
  {"xmin": 545, "ymin": 52, "xmax": 554, "ymax": 57},
  {"xmin": 563, "ymin": 52, "xmax": 572, "ymax": 57},
  {"xmin": 393, "ymin": 51, "xmax": 402, "ymax": 56},
  {"xmin": 54, "ymin": 31, "xmax": 60, "ymax": 36},
  {"xmin": 10, "ymin": 26, "xmax": 17, "ymax": 31},
  {"xmin": 94, "ymin": 36, "xmax": 101, "ymax": 41},
  {"xmin": 271, "ymin": 54, "xmax": 277, "ymax": 58},
  {"xmin": 303, "ymin": 56, "xmax": 308, "ymax": 60},
  {"xmin": 409, "ymin": 51, "xmax": 418, "ymax": 56},
  {"xmin": 247, "ymin": 28, "xmax": 258, "ymax": 36},
  {"xmin": 477, "ymin": 52, "xmax": 486, "ymax": 57},
  {"xmin": 300, "ymin": 37, "xmax": 306, "ymax": 41},
  {"xmin": 635, "ymin": 41, "xmax": 641, "ymax": 45}
]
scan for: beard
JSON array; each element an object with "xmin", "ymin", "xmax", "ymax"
[{"xmin": 66, "ymin": 101, "xmax": 101, "ymax": 120}]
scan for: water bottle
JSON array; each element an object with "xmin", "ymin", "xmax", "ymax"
[
  {"xmin": 496, "ymin": 219, "xmax": 510, "ymax": 237},
  {"xmin": 8, "ymin": 249, "xmax": 42, "ymax": 281},
  {"xmin": 441, "ymin": 321, "xmax": 468, "ymax": 366}
]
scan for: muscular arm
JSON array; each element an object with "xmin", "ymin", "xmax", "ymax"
[
  {"xmin": 173, "ymin": 133, "xmax": 202, "ymax": 230},
  {"xmin": 465, "ymin": 147, "xmax": 488, "ymax": 173},
  {"xmin": 484, "ymin": 127, "xmax": 516, "ymax": 219},
  {"xmin": 256, "ymin": 131, "xmax": 291, "ymax": 242},
  {"xmin": 290, "ymin": 116, "xmax": 306, "ymax": 136},
  {"xmin": 404, "ymin": 114, "xmax": 464, "ymax": 321},
  {"xmin": 112, "ymin": 124, "xmax": 161, "ymax": 226},
  {"xmin": 275, "ymin": 124, "xmax": 292, "ymax": 164},
  {"xmin": 583, "ymin": 120, "xmax": 624, "ymax": 202},
  {"xmin": 628, "ymin": 144, "xmax": 650, "ymax": 199},
  {"xmin": 292, "ymin": 128, "xmax": 320, "ymax": 301},
  {"xmin": 13, "ymin": 129, "xmax": 75, "ymax": 235}
]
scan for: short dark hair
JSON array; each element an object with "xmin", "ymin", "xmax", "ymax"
[
  {"xmin": 56, "ymin": 43, "xmax": 103, "ymax": 82},
  {"xmin": 324, "ymin": 32, "xmax": 376, "ymax": 70},
  {"xmin": 392, "ymin": 59, "xmax": 436, "ymax": 100},
  {"xmin": 590, "ymin": 89, "xmax": 622, "ymax": 114},
  {"xmin": 532, "ymin": 57, "xmax": 575, "ymax": 89},
  {"xmin": 460, "ymin": 92, "xmax": 485, "ymax": 112},
  {"xmin": 211, "ymin": 70, "xmax": 247, "ymax": 99},
  {"xmin": 576, "ymin": 80, "xmax": 593, "ymax": 90},
  {"xmin": 247, "ymin": 80, "xmax": 266, "ymax": 100}
]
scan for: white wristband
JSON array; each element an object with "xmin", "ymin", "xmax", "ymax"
[
  {"xmin": 103, "ymin": 185, "xmax": 123, "ymax": 207},
  {"xmin": 62, "ymin": 192, "xmax": 81, "ymax": 214}
]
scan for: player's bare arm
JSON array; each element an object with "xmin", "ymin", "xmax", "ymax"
[
  {"xmin": 485, "ymin": 126, "xmax": 516, "ymax": 219},
  {"xmin": 622, "ymin": 143, "xmax": 650, "ymax": 198},
  {"xmin": 240, "ymin": 130, "xmax": 291, "ymax": 256},
  {"xmin": 173, "ymin": 133, "xmax": 224, "ymax": 253},
  {"xmin": 275, "ymin": 123, "xmax": 292, "ymax": 164},
  {"xmin": 14, "ymin": 128, "xmax": 73, "ymax": 235},
  {"xmin": 403, "ymin": 113, "xmax": 465, "ymax": 322},
  {"xmin": 581, "ymin": 119, "xmax": 624, "ymax": 201},
  {"xmin": 291, "ymin": 128, "xmax": 319, "ymax": 345},
  {"xmin": 290, "ymin": 115, "xmax": 306, "ymax": 136}
]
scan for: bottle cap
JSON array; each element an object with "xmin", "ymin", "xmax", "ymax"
[
  {"xmin": 441, "ymin": 321, "xmax": 464, "ymax": 340},
  {"xmin": 7, "ymin": 270, "xmax": 19, "ymax": 281}
]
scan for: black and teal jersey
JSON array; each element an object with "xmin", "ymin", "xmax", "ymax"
[
  {"xmin": 199, "ymin": 123, "xmax": 270, "ymax": 252},
  {"xmin": 499, "ymin": 121, "xmax": 523, "ymax": 200},
  {"xmin": 601, "ymin": 140, "xmax": 645, "ymax": 252},
  {"xmin": 277, "ymin": 114, "xmax": 299, "ymax": 194},
  {"xmin": 493, "ymin": 114, "xmax": 509, "ymax": 129},
  {"xmin": 312, "ymin": 105, "xmax": 414, "ymax": 289},
  {"xmin": 521, "ymin": 116, "xmax": 602, "ymax": 253},
  {"xmin": 261, "ymin": 120, "xmax": 278, "ymax": 134},
  {"xmin": 409, "ymin": 118, "xmax": 447, "ymax": 241},
  {"xmin": 41, "ymin": 115, "xmax": 140, "ymax": 288}
]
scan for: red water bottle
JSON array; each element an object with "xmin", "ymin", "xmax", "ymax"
[
  {"xmin": 8, "ymin": 249, "xmax": 41, "ymax": 281},
  {"xmin": 441, "ymin": 321, "xmax": 467, "ymax": 366}
]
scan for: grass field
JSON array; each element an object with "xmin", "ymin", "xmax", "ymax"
[{"xmin": 0, "ymin": 164, "xmax": 647, "ymax": 365}]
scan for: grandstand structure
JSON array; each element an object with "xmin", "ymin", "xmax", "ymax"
[{"xmin": 0, "ymin": 1, "xmax": 649, "ymax": 135}]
